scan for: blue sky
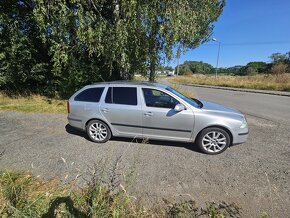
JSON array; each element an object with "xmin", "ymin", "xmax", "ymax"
[{"xmin": 169, "ymin": 0, "xmax": 290, "ymax": 68}]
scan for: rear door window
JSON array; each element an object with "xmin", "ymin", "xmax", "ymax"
[
  {"xmin": 74, "ymin": 87, "xmax": 104, "ymax": 102},
  {"xmin": 105, "ymin": 87, "xmax": 137, "ymax": 105}
]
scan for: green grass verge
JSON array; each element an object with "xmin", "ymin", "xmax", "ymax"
[
  {"xmin": 169, "ymin": 74, "xmax": 290, "ymax": 92},
  {"xmin": 0, "ymin": 93, "xmax": 67, "ymax": 113},
  {"xmin": 0, "ymin": 171, "xmax": 242, "ymax": 217}
]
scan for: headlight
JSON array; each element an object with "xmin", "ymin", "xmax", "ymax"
[{"xmin": 240, "ymin": 117, "xmax": 248, "ymax": 129}]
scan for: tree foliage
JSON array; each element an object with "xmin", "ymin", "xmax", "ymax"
[
  {"xmin": 142, "ymin": 0, "xmax": 225, "ymax": 80},
  {"xmin": 269, "ymin": 53, "xmax": 288, "ymax": 65},
  {"xmin": 177, "ymin": 53, "xmax": 290, "ymax": 76},
  {"xmin": 177, "ymin": 61, "xmax": 214, "ymax": 75},
  {"xmin": 239, "ymin": 62, "xmax": 269, "ymax": 75},
  {"xmin": 0, "ymin": 0, "xmax": 50, "ymax": 94},
  {"xmin": 0, "ymin": 0, "xmax": 225, "ymax": 97}
]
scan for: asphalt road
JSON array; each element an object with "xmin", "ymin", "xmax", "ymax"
[
  {"xmin": 0, "ymin": 86, "xmax": 290, "ymax": 217},
  {"xmin": 186, "ymin": 84, "xmax": 290, "ymax": 123}
]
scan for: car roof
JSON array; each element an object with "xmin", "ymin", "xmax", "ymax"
[{"xmin": 91, "ymin": 80, "xmax": 168, "ymax": 89}]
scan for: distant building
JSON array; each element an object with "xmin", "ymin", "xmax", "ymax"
[{"xmin": 155, "ymin": 70, "xmax": 175, "ymax": 76}]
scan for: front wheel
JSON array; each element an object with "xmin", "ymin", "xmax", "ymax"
[
  {"xmin": 86, "ymin": 120, "xmax": 111, "ymax": 143},
  {"xmin": 196, "ymin": 127, "xmax": 230, "ymax": 155}
]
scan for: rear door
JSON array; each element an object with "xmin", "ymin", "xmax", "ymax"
[{"xmin": 100, "ymin": 86, "xmax": 142, "ymax": 137}]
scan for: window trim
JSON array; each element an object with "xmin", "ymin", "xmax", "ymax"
[{"xmin": 105, "ymin": 87, "xmax": 113, "ymax": 104}]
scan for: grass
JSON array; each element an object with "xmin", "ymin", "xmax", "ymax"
[
  {"xmin": 0, "ymin": 170, "xmax": 241, "ymax": 218},
  {"xmin": 169, "ymin": 74, "xmax": 290, "ymax": 92},
  {"xmin": 0, "ymin": 170, "xmax": 149, "ymax": 217},
  {"xmin": 0, "ymin": 93, "xmax": 67, "ymax": 113}
]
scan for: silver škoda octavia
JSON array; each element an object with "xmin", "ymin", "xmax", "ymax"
[{"xmin": 67, "ymin": 81, "xmax": 248, "ymax": 155}]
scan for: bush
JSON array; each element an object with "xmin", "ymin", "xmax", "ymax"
[{"xmin": 271, "ymin": 63, "xmax": 288, "ymax": 75}]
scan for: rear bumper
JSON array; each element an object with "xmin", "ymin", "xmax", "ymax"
[{"xmin": 67, "ymin": 116, "xmax": 84, "ymax": 130}]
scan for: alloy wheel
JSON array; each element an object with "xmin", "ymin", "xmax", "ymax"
[
  {"xmin": 89, "ymin": 122, "xmax": 108, "ymax": 141},
  {"xmin": 202, "ymin": 131, "xmax": 227, "ymax": 153}
]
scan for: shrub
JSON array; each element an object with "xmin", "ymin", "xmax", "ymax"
[{"xmin": 271, "ymin": 63, "xmax": 288, "ymax": 75}]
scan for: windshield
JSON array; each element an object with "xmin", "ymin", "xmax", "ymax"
[{"xmin": 166, "ymin": 86, "xmax": 202, "ymax": 108}]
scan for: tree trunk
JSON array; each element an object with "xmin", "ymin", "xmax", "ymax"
[
  {"xmin": 148, "ymin": 36, "xmax": 157, "ymax": 82},
  {"xmin": 148, "ymin": 18, "xmax": 159, "ymax": 82},
  {"xmin": 149, "ymin": 58, "xmax": 156, "ymax": 82}
]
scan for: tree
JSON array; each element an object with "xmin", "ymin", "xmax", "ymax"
[
  {"xmin": 176, "ymin": 61, "xmax": 214, "ymax": 75},
  {"xmin": 246, "ymin": 62, "xmax": 268, "ymax": 75},
  {"xmin": 142, "ymin": 0, "xmax": 225, "ymax": 81},
  {"xmin": 1, "ymin": 0, "xmax": 225, "ymax": 96},
  {"xmin": 0, "ymin": 0, "xmax": 50, "ymax": 94},
  {"xmin": 33, "ymin": 0, "xmax": 148, "ymax": 96},
  {"xmin": 217, "ymin": 66, "xmax": 243, "ymax": 75},
  {"xmin": 268, "ymin": 53, "xmax": 289, "ymax": 75},
  {"xmin": 269, "ymin": 53, "xmax": 288, "ymax": 65}
]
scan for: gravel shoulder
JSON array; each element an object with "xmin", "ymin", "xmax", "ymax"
[{"xmin": 0, "ymin": 111, "xmax": 290, "ymax": 217}]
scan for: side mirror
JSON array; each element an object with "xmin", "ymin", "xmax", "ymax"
[{"xmin": 174, "ymin": 104, "xmax": 186, "ymax": 112}]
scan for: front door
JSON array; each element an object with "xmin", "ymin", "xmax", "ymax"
[{"xmin": 141, "ymin": 88, "xmax": 194, "ymax": 141}]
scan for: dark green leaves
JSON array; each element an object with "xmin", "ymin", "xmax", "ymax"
[{"xmin": 0, "ymin": 0, "xmax": 224, "ymax": 96}]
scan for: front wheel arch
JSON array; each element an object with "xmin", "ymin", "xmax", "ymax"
[{"xmin": 195, "ymin": 125, "xmax": 233, "ymax": 146}]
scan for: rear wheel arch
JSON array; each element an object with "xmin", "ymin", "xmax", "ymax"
[{"xmin": 85, "ymin": 118, "xmax": 113, "ymax": 135}]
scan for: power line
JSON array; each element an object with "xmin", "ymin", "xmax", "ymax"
[{"xmin": 203, "ymin": 41, "xmax": 290, "ymax": 46}]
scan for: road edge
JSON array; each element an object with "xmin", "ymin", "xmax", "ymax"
[{"xmin": 178, "ymin": 83, "xmax": 290, "ymax": 97}]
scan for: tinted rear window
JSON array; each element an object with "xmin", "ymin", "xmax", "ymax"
[
  {"xmin": 105, "ymin": 87, "xmax": 137, "ymax": 105},
  {"xmin": 75, "ymin": 87, "xmax": 104, "ymax": 102}
]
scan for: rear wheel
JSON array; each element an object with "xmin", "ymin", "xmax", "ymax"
[
  {"xmin": 196, "ymin": 127, "xmax": 230, "ymax": 155},
  {"xmin": 86, "ymin": 120, "xmax": 111, "ymax": 143}
]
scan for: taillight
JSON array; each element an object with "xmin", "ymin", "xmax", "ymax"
[{"xmin": 67, "ymin": 101, "xmax": 70, "ymax": 113}]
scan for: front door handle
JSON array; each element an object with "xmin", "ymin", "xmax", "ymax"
[
  {"xmin": 101, "ymin": 108, "xmax": 110, "ymax": 113},
  {"xmin": 144, "ymin": 111, "xmax": 153, "ymax": 117}
]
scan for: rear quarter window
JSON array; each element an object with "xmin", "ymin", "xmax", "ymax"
[{"xmin": 74, "ymin": 87, "xmax": 104, "ymax": 102}]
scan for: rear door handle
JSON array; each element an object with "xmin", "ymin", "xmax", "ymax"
[
  {"xmin": 144, "ymin": 111, "xmax": 153, "ymax": 117},
  {"xmin": 101, "ymin": 108, "xmax": 110, "ymax": 113}
]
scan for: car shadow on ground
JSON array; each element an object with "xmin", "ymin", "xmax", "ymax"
[{"xmin": 65, "ymin": 124, "xmax": 202, "ymax": 153}]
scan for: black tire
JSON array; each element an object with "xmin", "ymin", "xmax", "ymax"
[
  {"xmin": 86, "ymin": 120, "xmax": 111, "ymax": 143},
  {"xmin": 196, "ymin": 127, "xmax": 230, "ymax": 155}
]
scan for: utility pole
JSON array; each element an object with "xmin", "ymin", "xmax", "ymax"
[
  {"xmin": 212, "ymin": 38, "xmax": 221, "ymax": 79},
  {"xmin": 176, "ymin": 48, "xmax": 180, "ymax": 76}
]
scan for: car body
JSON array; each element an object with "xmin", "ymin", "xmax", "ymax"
[{"xmin": 67, "ymin": 81, "xmax": 248, "ymax": 154}]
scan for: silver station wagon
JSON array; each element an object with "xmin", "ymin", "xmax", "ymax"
[{"xmin": 67, "ymin": 81, "xmax": 248, "ymax": 154}]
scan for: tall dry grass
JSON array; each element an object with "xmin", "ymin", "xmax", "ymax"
[{"xmin": 169, "ymin": 74, "xmax": 290, "ymax": 92}]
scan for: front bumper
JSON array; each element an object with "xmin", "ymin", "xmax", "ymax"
[{"xmin": 232, "ymin": 128, "xmax": 249, "ymax": 145}]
